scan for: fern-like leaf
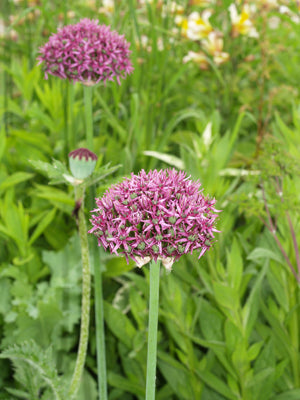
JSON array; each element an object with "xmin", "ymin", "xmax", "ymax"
[{"xmin": 0, "ymin": 340, "xmax": 66, "ymax": 400}]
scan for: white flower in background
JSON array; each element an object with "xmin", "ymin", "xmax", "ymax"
[
  {"xmin": 161, "ymin": 1, "xmax": 184, "ymax": 18},
  {"xmin": 202, "ymin": 31, "xmax": 230, "ymax": 65},
  {"xmin": 279, "ymin": 5, "xmax": 300, "ymax": 24},
  {"xmin": 98, "ymin": 0, "xmax": 114, "ymax": 15},
  {"xmin": 229, "ymin": 4, "xmax": 259, "ymax": 38},
  {"xmin": 177, "ymin": 10, "xmax": 213, "ymax": 40},
  {"xmin": 268, "ymin": 16, "xmax": 280, "ymax": 29},
  {"xmin": 183, "ymin": 50, "xmax": 209, "ymax": 69}
]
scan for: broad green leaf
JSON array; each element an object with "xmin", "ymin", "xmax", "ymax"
[
  {"xmin": 104, "ymin": 301, "xmax": 136, "ymax": 348},
  {"xmin": 247, "ymin": 248, "xmax": 285, "ymax": 265},
  {"xmin": 226, "ymin": 238, "xmax": 243, "ymax": 291},
  {"xmin": 198, "ymin": 299, "xmax": 224, "ymax": 342},
  {"xmin": 196, "ymin": 368, "xmax": 237, "ymax": 400},
  {"xmin": 271, "ymin": 389, "xmax": 300, "ymax": 400},
  {"xmin": 213, "ymin": 282, "xmax": 239, "ymax": 311},
  {"xmin": 107, "ymin": 372, "xmax": 144, "ymax": 397},
  {"xmin": 158, "ymin": 351, "xmax": 197, "ymax": 400}
]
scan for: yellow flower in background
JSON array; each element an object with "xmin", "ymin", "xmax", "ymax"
[
  {"xmin": 202, "ymin": 31, "xmax": 230, "ymax": 65},
  {"xmin": 189, "ymin": 0, "xmax": 213, "ymax": 6},
  {"xmin": 229, "ymin": 4, "xmax": 258, "ymax": 38},
  {"xmin": 183, "ymin": 50, "xmax": 209, "ymax": 69},
  {"xmin": 176, "ymin": 10, "xmax": 213, "ymax": 40}
]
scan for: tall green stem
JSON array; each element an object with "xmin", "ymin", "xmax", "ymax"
[
  {"xmin": 84, "ymin": 85, "xmax": 93, "ymax": 150},
  {"xmin": 83, "ymin": 82, "xmax": 108, "ymax": 399},
  {"xmin": 69, "ymin": 184, "xmax": 91, "ymax": 398},
  {"xmin": 94, "ymin": 249, "xmax": 107, "ymax": 399},
  {"xmin": 68, "ymin": 82, "xmax": 75, "ymax": 151},
  {"xmin": 146, "ymin": 260, "xmax": 161, "ymax": 400}
]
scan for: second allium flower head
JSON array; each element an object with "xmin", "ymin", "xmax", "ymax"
[
  {"xmin": 37, "ymin": 18, "xmax": 133, "ymax": 85},
  {"xmin": 89, "ymin": 169, "xmax": 220, "ymax": 270}
]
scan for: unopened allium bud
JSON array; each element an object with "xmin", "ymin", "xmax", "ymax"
[
  {"xmin": 37, "ymin": 18, "xmax": 134, "ymax": 85},
  {"xmin": 89, "ymin": 169, "xmax": 220, "ymax": 270},
  {"xmin": 68, "ymin": 148, "xmax": 97, "ymax": 179}
]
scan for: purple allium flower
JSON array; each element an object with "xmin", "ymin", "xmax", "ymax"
[
  {"xmin": 89, "ymin": 169, "xmax": 220, "ymax": 269},
  {"xmin": 37, "ymin": 18, "xmax": 134, "ymax": 85}
]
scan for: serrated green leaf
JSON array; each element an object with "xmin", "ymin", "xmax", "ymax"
[{"xmin": 0, "ymin": 341, "xmax": 66, "ymax": 400}]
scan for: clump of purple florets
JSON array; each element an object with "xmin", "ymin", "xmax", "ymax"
[
  {"xmin": 89, "ymin": 169, "xmax": 220, "ymax": 269},
  {"xmin": 37, "ymin": 18, "xmax": 133, "ymax": 85}
]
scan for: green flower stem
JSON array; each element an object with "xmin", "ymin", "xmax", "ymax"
[
  {"xmin": 146, "ymin": 260, "xmax": 161, "ymax": 400},
  {"xmin": 84, "ymin": 85, "xmax": 93, "ymax": 150},
  {"xmin": 69, "ymin": 184, "xmax": 91, "ymax": 399},
  {"xmin": 83, "ymin": 81, "xmax": 108, "ymax": 399},
  {"xmin": 68, "ymin": 82, "xmax": 75, "ymax": 151},
  {"xmin": 94, "ymin": 248, "xmax": 108, "ymax": 400}
]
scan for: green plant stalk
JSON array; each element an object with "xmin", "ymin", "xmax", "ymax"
[
  {"xmin": 84, "ymin": 85, "xmax": 93, "ymax": 150},
  {"xmin": 94, "ymin": 249, "xmax": 108, "ymax": 400},
  {"xmin": 68, "ymin": 82, "xmax": 75, "ymax": 151},
  {"xmin": 289, "ymin": 278, "xmax": 300, "ymax": 387},
  {"xmin": 146, "ymin": 259, "xmax": 161, "ymax": 400},
  {"xmin": 83, "ymin": 82, "xmax": 108, "ymax": 399},
  {"xmin": 69, "ymin": 184, "xmax": 91, "ymax": 398}
]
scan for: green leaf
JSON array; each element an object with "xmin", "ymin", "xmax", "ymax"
[
  {"xmin": 271, "ymin": 389, "xmax": 300, "ymax": 400},
  {"xmin": 29, "ymin": 208, "xmax": 57, "ymax": 245},
  {"xmin": 104, "ymin": 301, "xmax": 136, "ymax": 348},
  {"xmin": 196, "ymin": 367, "xmax": 237, "ymax": 400},
  {"xmin": 0, "ymin": 125, "xmax": 6, "ymax": 161},
  {"xmin": 247, "ymin": 248, "xmax": 285, "ymax": 265},
  {"xmin": 0, "ymin": 341, "xmax": 66, "ymax": 400},
  {"xmin": 0, "ymin": 172, "xmax": 34, "ymax": 194},
  {"xmin": 107, "ymin": 372, "xmax": 145, "ymax": 397},
  {"xmin": 143, "ymin": 151, "xmax": 185, "ymax": 169},
  {"xmin": 226, "ymin": 238, "xmax": 243, "ymax": 291},
  {"xmin": 213, "ymin": 282, "xmax": 239, "ymax": 311},
  {"xmin": 198, "ymin": 299, "xmax": 225, "ymax": 342},
  {"xmin": 247, "ymin": 341, "xmax": 264, "ymax": 361},
  {"xmin": 158, "ymin": 351, "xmax": 197, "ymax": 400}
]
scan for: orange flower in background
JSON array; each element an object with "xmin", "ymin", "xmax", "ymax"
[{"xmin": 229, "ymin": 4, "xmax": 258, "ymax": 38}]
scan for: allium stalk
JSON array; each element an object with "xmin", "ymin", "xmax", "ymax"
[
  {"xmin": 69, "ymin": 183, "xmax": 91, "ymax": 399},
  {"xmin": 146, "ymin": 259, "xmax": 160, "ymax": 400}
]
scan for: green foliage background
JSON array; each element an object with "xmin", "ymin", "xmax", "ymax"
[{"xmin": 1, "ymin": 0, "xmax": 300, "ymax": 399}]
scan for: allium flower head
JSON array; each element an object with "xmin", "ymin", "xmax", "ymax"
[
  {"xmin": 37, "ymin": 18, "xmax": 134, "ymax": 85},
  {"xmin": 89, "ymin": 169, "xmax": 220, "ymax": 269}
]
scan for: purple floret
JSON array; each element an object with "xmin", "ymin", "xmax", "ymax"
[
  {"xmin": 37, "ymin": 18, "xmax": 134, "ymax": 85},
  {"xmin": 89, "ymin": 169, "xmax": 220, "ymax": 269}
]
